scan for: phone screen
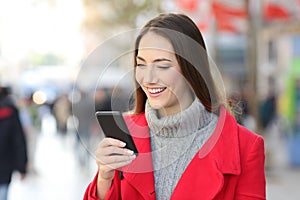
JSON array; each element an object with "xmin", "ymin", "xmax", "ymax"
[{"xmin": 95, "ymin": 111, "xmax": 138, "ymax": 155}]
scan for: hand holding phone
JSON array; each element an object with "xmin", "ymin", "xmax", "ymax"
[{"xmin": 96, "ymin": 111, "xmax": 138, "ymax": 155}]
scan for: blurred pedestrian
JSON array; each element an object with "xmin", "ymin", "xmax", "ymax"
[
  {"xmin": 52, "ymin": 94, "xmax": 71, "ymax": 135},
  {"xmin": 0, "ymin": 86, "xmax": 28, "ymax": 200},
  {"xmin": 73, "ymin": 90, "xmax": 93, "ymax": 170},
  {"xmin": 84, "ymin": 13, "xmax": 266, "ymax": 199},
  {"xmin": 259, "ymin": 76, "xmax": 277, "ymax": 131},
  {"xmin": 95, "ymin": 88, "xmax": 111, "ymax": 112}
]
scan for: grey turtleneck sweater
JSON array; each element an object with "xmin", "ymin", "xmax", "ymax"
[{"xmin": 145, "ymin": 99, "xmax": 218, "ymax": 200}]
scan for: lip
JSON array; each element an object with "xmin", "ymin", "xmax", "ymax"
[{"xmin": 146, "ymin": 87, "xmax": 166, "ymax": 97}]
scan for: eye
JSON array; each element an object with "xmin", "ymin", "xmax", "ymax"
[
  {"xmin": 136, "ymin": 63, "xmax": 146, "ymax": 68},
  {"xmin": 157, "ymin": 65, "xmax": 171, "ymax": 69}
]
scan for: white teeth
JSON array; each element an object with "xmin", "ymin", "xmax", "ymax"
[{"xmin": 148, "ymin": 88, "xmax": 165, "ymax": 94}]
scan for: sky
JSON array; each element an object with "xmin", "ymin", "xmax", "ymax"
[{"xmin": 0, "ymin": 0, "xmax": 84, "ymax": 65}]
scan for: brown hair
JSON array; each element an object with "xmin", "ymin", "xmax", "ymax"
[{"xmin": 133, "ymin": 13, "xmax": 227, "ymax": 114}]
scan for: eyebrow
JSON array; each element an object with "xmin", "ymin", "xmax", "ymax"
[{"xmin": 136, "ymin": 56, "xmax": 172, "ymax": 63}]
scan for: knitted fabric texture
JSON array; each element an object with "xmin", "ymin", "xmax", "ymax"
[{"xmin": 145, "ymin": 99, "xmax": 218, "ymax": 200}]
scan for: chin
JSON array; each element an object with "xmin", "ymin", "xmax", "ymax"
[
  {"xmin": 148, "ymin": 100, "xmax": 166, "ymax": 110},
  {"xmin": 149, "ymin": 103, "xmax": 164, "ymax": 110}
]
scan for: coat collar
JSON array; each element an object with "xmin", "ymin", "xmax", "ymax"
[
  {"xmin": 121, "ymin": 114, "xmax": 156, "ymax": 199},
  {"xmin": 198, "ymin": 106, "xmax": 241, "ymax": 175},
  {"xmin": 171, "ymin": 106, "xmax": 241, "ymax": 199},
  {"xmin": 122, "ymin": 107, "xmax": 241, "ymax": 199}
]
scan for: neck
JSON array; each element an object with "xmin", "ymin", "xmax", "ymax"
[
  {"xmin": 146, "ymin": 98, "xmax": 215, "ymax": 138},
  {"xmin": 158, "ymin": 93, "xmax": 194, "ymax": 118}
]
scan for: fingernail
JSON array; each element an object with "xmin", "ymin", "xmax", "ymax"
[
  {"xmin": 127, "ymin": 150, "xmax": 134, "ymax": 155},
  {"xmin": 120, "ymin": 141, "xmax": 126, "ymax": 147}
]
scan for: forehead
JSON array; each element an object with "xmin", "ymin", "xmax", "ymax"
[{"xmin": 138, "ymin": 32, "xmax": 175, "ymax": 56}]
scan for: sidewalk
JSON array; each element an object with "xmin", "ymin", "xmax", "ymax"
[
  {"xmin": 264, "ymin": 123, "xmax": 300, "ymax": 200},
  {"xmin": 267, "ymin": 166, "xmax": 300, "ymax": 199},
  {"xmin": 8, "ymin": 114, "xmax": 96, "ymax": 200}
]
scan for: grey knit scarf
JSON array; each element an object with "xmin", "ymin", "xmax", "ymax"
[{"xmin": 145, "ymin": 98, "xmax": 218, "ymax": 200}]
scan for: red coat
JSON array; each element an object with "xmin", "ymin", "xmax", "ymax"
[{"xmin": 84, "ymin": 107, "xmax": 266, "ymax": 199}]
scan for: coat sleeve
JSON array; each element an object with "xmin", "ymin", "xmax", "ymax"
[
  {"xmin": 236, "ymin": 135, "xmax": 266, "ymax": 200},
  {"xmin": 12, "ymin": 107, "xmax": 28, "ymax": 174},
  {"xmin": 83, "ymin": 171, "xmax": 121, "ymax": 200}
]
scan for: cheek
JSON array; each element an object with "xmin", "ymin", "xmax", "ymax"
[
  {"xmin": 135, "ymin": 69, "xmax": 142, "ymax": 84},
  {"xmin": 167, "ymin": 71, "xmax": 186, "ymax": 88},
  {"xmin": 169, "ymin": 75, "xmax": 190, "ymax": 96},
  {"xmin": 179, "ymin": 77, "xmax": 190, "ymax": 91},
  {"xmin": 135, "ymin": 70, "xmax": 146, "ymax": 93}
]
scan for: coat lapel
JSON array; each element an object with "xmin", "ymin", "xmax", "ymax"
[
  {"xmin": 122, "ymin": 114, "xmax": 156, "ymax": 199},
  {"xmin": 171, "ymin": 107, "xmax": 241, "ymax": 199}
]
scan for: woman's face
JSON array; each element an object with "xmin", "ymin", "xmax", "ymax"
[{"xmin": 135, "ymin": 32, "xmax": 194, "ymax": 117}]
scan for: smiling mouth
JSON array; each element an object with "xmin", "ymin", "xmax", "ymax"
[{"xmin": 147, "ymin": 87, "xmax": 166, "ymax": 94}]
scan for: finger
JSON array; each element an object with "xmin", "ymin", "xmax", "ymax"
[
  {"xmin": 98, "ymin": 146, "xmax": 134, "ymax": 157},
  {"xmin": 101, "ymin": 157, "xmax": 136, "ymax": 170},
  {"xmin": 97, "ymin": 154, "xmax": 136, "ymax": 165},
  {"xmin": 99, "ymin": 138, "xmax": 126, "ymax": 148}
]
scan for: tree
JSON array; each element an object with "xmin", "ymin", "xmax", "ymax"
[{"xmin": 81, "ymin": 0, "xmax": 164, "ymax": 37}]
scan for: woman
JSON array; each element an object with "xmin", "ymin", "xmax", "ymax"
[
  {"xmin": 84, "ymin": 13, "xmax": 266, "ymax": 200},
  {"xmin": 0, "ymin": 86, "xmax": 27, "ymax": 200}
]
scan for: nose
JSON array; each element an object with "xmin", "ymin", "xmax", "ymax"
[{"xmin": 143, "ymin": 65, "xmax": 157, "ymax": 83}]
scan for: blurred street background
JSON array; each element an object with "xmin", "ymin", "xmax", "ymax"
[{"xmin": 0, "ymin": 0, "xmax": 300, "ymax": 199}]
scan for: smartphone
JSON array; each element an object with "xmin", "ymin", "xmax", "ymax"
[{"xmin": 95, "ymin": 111, "xmax": 138, "ymax": 155}]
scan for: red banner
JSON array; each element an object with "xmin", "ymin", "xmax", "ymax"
[
  {"xmin": 176, "ymin": 0, "xmax": 295, "ymax": 32},
  {"xmin": 175, "ymin": 0, "xmax": 199, "ymax": 11},
  {"xmin": 263, "ymin": 3, "xmax": 290, "ymax": 21},
  {"xmin": 212, "ymin": 2, "xmax": 247, "ymax": 18}
]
